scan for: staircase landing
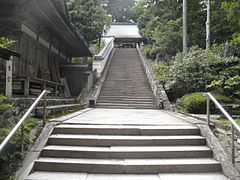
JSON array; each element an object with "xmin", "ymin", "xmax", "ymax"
[{"xmin": 26, "ymin": 108, "xmax": 228, "ymax": 180}]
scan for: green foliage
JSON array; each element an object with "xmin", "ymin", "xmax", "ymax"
[
  {"xmin": 178, "ymin": 92, "xmax": 233, "ymax": 114},
  {"xmin": 166, "ymin": 47, "xmax": 240, "ymax": 99},
  {"xmin": 142, "ymin": 45, "xmax": 163, "ymax": 60},
  {"xmin": 0, "ymin": 104, "xmax": 13, "ymax": 111},
  {"xmin": 0, "ymin": 117, "xmax": 42, "ymax": 180},
  {"xmin": 222, "ymin": 0, "xmax": 240, "ymax": 45},
  {"xmin": 91, "ymin": 39, "xmax": 105, "ymax": 54},
  {"xmin": 133, "ymin": 0, "xmax": 182, "ymax": 59},
  {"xmin": 105, "ymin": 0, "xmax": 137, "ymax": 22},
  {"xmin": 47, "ymin": 106, "xmax": 84, "ymax": 119},
  {"xmin": 67, "ymin": 0, "xmax": 111, "ymax": 44},
  {"xmin": 208, "ymin": 75, "xmax": 240, "ymax": 99},
  {"xmin": 133, "ymin": 0, "xmax": 238, "ymax": 58},
  {"xmin": 219, "ymin": 118, "xmax": 240, "ymax": 125},
  {"xmin": 0, "ymin": 37, "xmax": 16, "ymax": 48},
  {"xmin": 153, "ymin": 65, "xmax": 170, "ymax": 86},
  {"xmin": 0, "ymin": 94, "xmax": 8, "ymax": 103}
]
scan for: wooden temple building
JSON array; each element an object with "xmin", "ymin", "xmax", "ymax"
[{"xmin": 0, "ymin": 0, "xmax": 92, "ymax": 97}]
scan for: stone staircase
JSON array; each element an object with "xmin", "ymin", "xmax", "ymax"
[
  {"xmin": 96, "ymin": 48, "xmax": 157, "ymax": 109},
  {"xmin": 27, "ymin": 118, "xmax": 224, "ymax": 178}
]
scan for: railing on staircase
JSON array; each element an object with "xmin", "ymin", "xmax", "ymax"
[
  {"xmin": 0, "ymin": 90, "xmax": 49, "ymax": 154},
  {"xmin": 93, "ymin": 37, "xmax": 115, "ymax": 78},
  {"xmin": 92, "ymin": 37, "xmax": 116, "ymax": 105},
  {"xmin": 205, "ymin": 92, "xmax": 240, "ymax": 164}
]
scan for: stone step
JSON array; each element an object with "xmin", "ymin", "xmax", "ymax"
[
  {"xmin": 96, "ymin": 103, "xmax": 157, "ymax": 109},
  {"xmin": 26, "ymin": 172, "xmax": 229, "ymax": 180},
  {"xmin": 41, "ymin": 145, "xmax": 212, "ymax": 159},
  {"xmin": 100, "ymin": 90, "xmax": 153, "ymax": 93},
  {"xmin": 98, "ymin": 97, "xmax": 154, "ymax": 101},
  {"xmin": 96, "ymin": 100, "xmax": 155, "ymax": 105},
  {"xmin": 35, "ymin": 104, "xmax": 82, "ymax": 118},
  {"xmin": 33, "ymin": 158, "xmax": 221, "ymax": 173},
  {"xmin": 48, "ymin": 134, "xmax": 206, "ymax": 146},
  {"xmin": 53, "ymin": 124, "xmax": 200, "ymax": 135},
  {"xmin": 96, "ymin": 105, "xmax": 157, "ymax": 109},
  {"xmin": 97, "ymin": 98, "xmax": 155, "ymax": 103},
  {"xmin": 98, "ymin": 95, "xmax": 154, "ymax": 99}
]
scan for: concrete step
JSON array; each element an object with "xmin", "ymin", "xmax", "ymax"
[
  {"xmin": 96, "ymin": 100, "xmax": 155, "ymax": 105},
  {"xmin": 96, "ymin": 103, "xmax": 157, "ymax": 109},
  {"xmin": 98, "ymin": 95, "xmax": 154, "ymax": 99},
  {"xmin": 41, "ymin": 145, "xmax": 212, "ymax": 159},
  {"xmin": 97, "ymin": 98, "xmax": 155, "ymax": 102},
  {"xmin": 48, "ymin": 134, "xmax": 206, "ymax": 146},
  {"xmin": 35, "ymin": 104, "xmax": 82, "ymax": 118},
  {"xmin": 53, "ymin": 124, "xmax": 200, "ymax": 135},
  {"xmin": 33, "ymin": 158, "xmax": 221, "ymax": 173},
  {"xmin": 96, "ymin": 105, "xmax": 157, "ymax": 109},
  {"xmin": 26, "ymin": 172, "xmax": 229, "ymax": 180}
]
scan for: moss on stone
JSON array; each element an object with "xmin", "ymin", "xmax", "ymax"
[{"xmin": 47, "ymin": 106, "xmax": 84, "ymax": 119}]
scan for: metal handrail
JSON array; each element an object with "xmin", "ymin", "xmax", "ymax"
[
  {"xmin": 0, "ymin": 90, "xmax": 48, "ymax": 154},
  {"xmin": 205, "ymin": 92, "xmax": 240, "ymax": 164}
]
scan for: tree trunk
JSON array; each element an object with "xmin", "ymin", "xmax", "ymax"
[
  {"xmin": 98, "ymin": 37, "xmax": 101, "ymax": 53},
  {"xmin": 183, "ymin": 0, "xmax": 188, "ymax": 52},
  {"xmin": 206, "ymin": 0, "xmax": 211, "ymax": 50}
]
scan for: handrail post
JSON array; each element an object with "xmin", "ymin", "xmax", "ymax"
[
  {"xmin": 231, "ymin": 124, "xmax": 235, "ymax": 164},
  {"xmin": 20, "ymin": 124, "xmax": 24, "ymax": 154},
  {"xmin": 206, "ymin": 96, "xmax": 210, "ymax": 126},
  {"xmin": 43, "ymin": 92, "xmax": 47, "ymax": 127}
]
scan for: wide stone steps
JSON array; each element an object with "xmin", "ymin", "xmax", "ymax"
[
  {"xmin": 98, "ymin": 96, "xmax": 154, "ymax": 103},
  {"xmin": 96, "ymin": 103, "xmax": 157, "ymax": 109},
  {"xmin": 48, "ymin": 134, "xmax": 206, "ymax": 146},
  {"xmin": 34, "ymin": 158, "xmax": 221, "ymax": 173},
  {"xmin": 98, "ymin": 95, "xmax": 154, "ymax": 99},
  {"xmin": 96, "ymin": 48, "xmax": 157, "ymax": 109},
  {"xmin": 52, "ymin": 125, "xmax": 200, "ymax": 135},
  {"xmin": 41, "ymin": 145, "xmax": 212, "ymax": 159},
  {"xmin": 26, "ymin": 172, "xmax": 228, "ymax": 180},
  {"xmin": 96, "ymin": 100, "xmax": 156, "ymax": 105},
  {"xmin": 26, "ymin": 109, "xmax": 227, "ymax": 179}
]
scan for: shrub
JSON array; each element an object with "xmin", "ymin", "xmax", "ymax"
[
  {"xmin": 153, "ymin": 65, "xmax": 170, "ymax": 86},
  {"xmin": 166, "ymin": 46, "xmax": 240, "ymax": 100},
  {"xmin": 178, "ymin": 92, "xmax": 233, "ymax": 114}
]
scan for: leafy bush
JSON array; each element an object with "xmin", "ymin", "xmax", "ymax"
[
  {"xmin": 178, "ymin": 92, "xmax": 233, "ymax": 114},
  {"xmin": 208, "ymin": 75, "xmax": 240, "ymax": 99},
  {"xmin": 153, "ymin": 65, "xmax": 170, "ymax": 86},
  {"xmin": 0, "ymin": 37, "xmax": 16, "ymax": 48},
  {"xmin": 142, "ymin": 45, "xmax": 162, "ymax": 60},
  {"xmin": 166, "ymin": 46, "xmax": 240, "ymax": 100}
]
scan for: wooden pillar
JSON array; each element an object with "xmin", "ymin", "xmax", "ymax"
[
  {"xmin": 5, "ymin": 56, "xmax": 13, "ymax": 97},
  {"xmin": 24, "ymin": 78, "xmax": 30, "ymax": 96},
  {"xmin": 54, "ymin": 85, "xmax": 58, "ymax": 97}
]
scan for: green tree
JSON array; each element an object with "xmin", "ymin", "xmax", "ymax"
[
  {"xmin": 222, "ymin": 0, "xmax": 240, "ymax": 44},
  {"xmin": 133, "ymin": 0, "xmax": 182, "ymax": 59},
  {"xmin": 67, "ymin": 0, "xmax": 111, "ymax": 44},
  {"xmin": 133, "ymin": 0, "xmax": 237, "ymax": 59},
  {"xmin": 105, "ymin": 0, "xmax": 137, "ymax": 22}
]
